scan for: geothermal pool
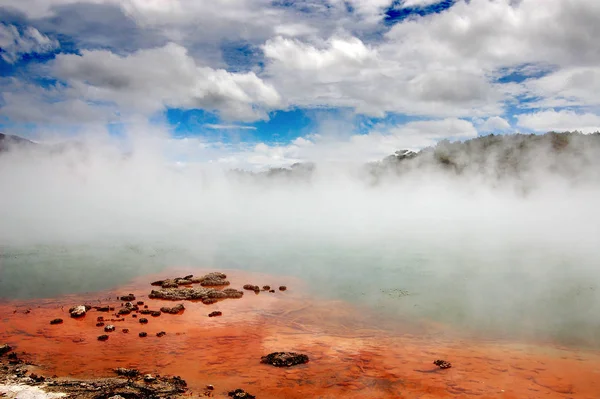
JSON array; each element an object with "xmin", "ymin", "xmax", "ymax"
[{"xmin": 1, "ymin": 248, "xmax": 600, "ymax": 398}]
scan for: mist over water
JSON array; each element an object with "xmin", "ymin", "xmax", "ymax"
[{"xmin": 1, "ymin": 132, "xmax": 600, "ymax": 347}]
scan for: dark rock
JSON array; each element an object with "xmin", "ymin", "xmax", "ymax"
[
  {"xmin": 260, "ymin": 352, "xmax": 309, "ymax": 367},
  {"xmin": 136, "ymin": 301, "xmax": 144, "ymax": 306},
  {"xmin": 150, "ymin": 311, "xmax": 161, "ymax": 317},
  {"xmin": 139, "ymin": 332, "xmax": 147, "ymax": 337},
  {"xmin": 202, "ymin": 298, "xmax": 218, "ymax": 305},
  {"xmin": 228, "ymin": 388, "xmax": 256, "ymax": 399},
  {"xmin": 161, "ymin": 279, "xmax": 179, "ymax": 289},
  {"xmin": 269, "ymin": 290, "xmax": 275, "ymax": 293},
  {"xmin": 279, "ymin": 286, "xmax": 287, "ymax": 291},
  {"xmin": 192, "ymin": 272, "xmax": 228, "ymax": 287},
  {"xmin": 208, "ymin": 311, "xmax": 222, "ymax": 317},
  {"xmin": 93, "ymin": 306, "xmax": 112, "ymax": 312},
  {"xmin": 104, "ymin": 325, "xmax": 115, "ymax": 332},
  {"xmin": 206, "ymin": 384, "xmax": 214, "ymax": 390},
  {"xmin": 254, "ymin": 288, "xmax": 260, "ymax": 295},
  {"xmin": 0, "ymin": 344, "xmax": 11, "ymax": 356},
  {"xmin": 144, "ymin": 305, "xmax": 149, "ymax": 309},
  {"xmin": 262, "ymin": 285, "xmax": 271, "ymax": 290},
  {"xmin": 29, "ymin": 373, "xmax": 45, "ymax": 382},
  {"xmin": 120, "ymin": 294, "xmax": 136, "ymax": 301},
  {"xmin": 50, "ymin": 318, "xmax": 63, "ymax": 325},
  {"xmin": 115, "ymin": 368, "xmax": 140, "ymax": 378},
  {"xmin": 132, "ymin": 314, "xmax": 138, "ymax": 318},
  {"xmin": 118, "ymin": 308, "xmax": 131, "ymax": 315},
  {"xmin": 122, "ymin": 328, "xmax": 129, "ymax": 333},
  {"xmin": 156, "ymin": 331, "xmax": 166, "ymax": 337},
  {"xmin": 139, "ymin": 318, "xmax": 149, "ymax": 324},
  {"xmin": 433, "ymin": 359, "xmax": 452, "ymax": 369},
  {"xmin": 243, "ymin": 284, "xmax": 259, "ymax": 291},
  {"xmin": 151, "ymin": 280, "xmax": 165, "ymax": 286},
  {"xmin": 96, "ymin": 322, "xmax": 105, "ymax": 327},
  {"xmin": 199, "ymin": 276, "xmax": 230, "ymax": 287},
  {"xmin": 139, "ymin": 309, "xmax": 152, "ymax": 315},
  {"xmin": 97, "ymin": 316, "xmax": 104, "ymax": 322},
  {"xmin": 69, "ymin": 305, "xmax": 87, "ymax": 318},
  {"xmin": 160, "ymin": 304, "xmax": 185, "ymax": 314},
  {"xmin": 183, "ymin": 275, "xmax": 193, "ymax": 280},
  {"xmin": 223, "ymin": 288, "xmax": 244, "ymax": 298},
  {"xmin": 149, "ymin": 286, "xmax": 243, "ymax": 302},
  {"xmin": 97, "ymin": 335, "xmax": 109, "ymax": 341}
]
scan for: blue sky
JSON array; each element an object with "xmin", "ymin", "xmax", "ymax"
[{"xmin": 1, "ymin": 0, "xmax": 600, "ymax": 168}]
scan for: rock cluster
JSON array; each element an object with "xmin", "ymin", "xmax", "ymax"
[
  {"xmin": 151, "ymin": 272, "xmax": 230, "ymax": 289},
  {"xmin": 260, "ymin": 352, "xmax": 309, "ymax": 367},
  {"xmin": 149, "ymin": 286, "xmax": 243, "ymax": 303}
]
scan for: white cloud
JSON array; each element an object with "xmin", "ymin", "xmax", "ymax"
[
  {"xmin": 523, "ymin": 67, "xmax": 600, "ymax": 109},
  {"xmin": 516, "ymin": 109, "xmax": 600, "ymax": 134},
  {"xmin": 205, "ymin": 124, "xmax": 257, "ymax": 130},
  {"xmin": 401, "ymin": 0, "xmax": 444, "ymax": 7},
  {"xmin": 52, "ymin": 43, "xmax": 281, "ymax": 121},
  {"xmin": 0, "ymin": 23, "xmax": 59, "ymax": 63},
  {"xmin": 478, "ymin": 116, "xmax": 511, "ymax": 132}
]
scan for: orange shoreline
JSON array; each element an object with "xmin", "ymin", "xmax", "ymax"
[{"xmin": 1, "ymin": 269, "xmax": 599, "ymax": 398}]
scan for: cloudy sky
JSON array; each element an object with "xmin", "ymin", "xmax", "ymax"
[{"xmin": 1, "ymin": 0, "xmax": 600, "ymax": 168}]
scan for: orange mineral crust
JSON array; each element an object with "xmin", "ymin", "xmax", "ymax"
[{"xmin": 1, "ymin": 269, "xmax": 600, "ymax": 398}]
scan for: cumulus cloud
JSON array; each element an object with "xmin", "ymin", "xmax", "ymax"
[
  {"xmin": 517, "ymin": 109, "xmax": 600, "ymax": 134},
  {"xmin": 52, "ymin": 43, "xmax": 281, "ymax": 121},
  {"xmin": 0, "ymin": 23, "xmax": 59, "ymax": 63},
  {"xmin": 478, "ymin": 116, "xmax": 511, "ymax": 132}
]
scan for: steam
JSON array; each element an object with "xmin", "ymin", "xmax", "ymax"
[{"xmin": 1, "ymin": 129, "xmax": 600, "ymax": 346}]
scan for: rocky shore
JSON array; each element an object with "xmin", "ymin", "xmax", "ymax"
[{"xmin": 0, "ymin": 271, "xmax": 301, "ymax": 398}]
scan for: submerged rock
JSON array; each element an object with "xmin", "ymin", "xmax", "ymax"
[
  {"xmin": 139, "ymin": 318, "xmax": 148, "ymax": 324},
  {"xmin": 139, "ymin": 332, "xmax": 147, "ymax": 337},
  {"xmin": 122, "ymin": 328, "xmax": 129, "ymax": 333},
  {"xmin": 117, "ymin": 308, "xmax": 131, "ymax": 315},
  {"xmin": 150, "ymin": 311, "xmax": 161, "ymax": 317},
  {"xmin": 228, "ymin": 388, "xmax": 256, "ymax": 399},
  {"xmin": 208, "ymin": 311, "xmax": 222, "ymax": 317},
  {"xmin": 96, "ymin": 322, "xmax": 105, "ymax": 327},
  {"xmin": 260, "ymin": 352, "xmax": 309, "ymax": 367},
  {"xmin": 279, "ymin": 286, "xmax": 287, "ymax": 291},
  {"xmin": 262, "ymin": 285, "xmax": 271, "ymax": 291},
  {"xmin": 120, "ymin": 294, "xmax": 136, "ymax": 301},
  {"xmin": 243, "ymin": 284, "xmax": 259, "ymax": 291},
  {"xmin": 69, "ymin": 305, "xmax": 87, "ymax": 318},
  {"xmin": 433, "ymin": 359, "xmax": 452, "ymax": 369},
  {"xmin": 50, "ymin": 318, "xmax": 63, "ymax": 325},
  {"xmin": 160, "ymin": 304, "xmax": 185, "ymax": 314},
  {"xmin": 97, "ymin": 335, "xmax": 109, "ymax": 341},
  {"xmin": 156, "ymin": 331, "xmax": 166, "ymax": 337}
]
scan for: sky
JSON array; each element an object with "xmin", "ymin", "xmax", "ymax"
[{"xmin": 1, "ymin": 0, "xmax": 600, "ymax": 169}]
